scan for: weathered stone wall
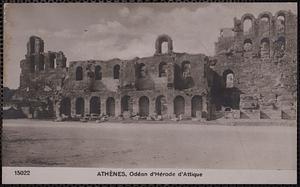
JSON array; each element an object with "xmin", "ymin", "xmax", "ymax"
[
  {"xmin": 16, "ymin": 10, "xmax": 296, "ymax": 121},
  {"xmin": 212, "ymin": 10, "xmax": 297, "ymax": 120}
]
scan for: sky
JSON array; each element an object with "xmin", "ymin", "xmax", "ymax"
[{"xmin": 4, "ymin": 3, "xmax": 297, "ymax": 89}]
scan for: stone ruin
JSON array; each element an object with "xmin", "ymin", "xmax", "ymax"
[{"xmin": 12, "ymin": 10, "xmax": 297, "ymax": 121}]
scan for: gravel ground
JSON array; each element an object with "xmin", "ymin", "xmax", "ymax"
[{"xmin": 2, "ymin": 119, "xmax": 297, "ymax": 169}]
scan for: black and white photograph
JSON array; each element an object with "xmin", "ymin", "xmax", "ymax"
[{"xmin": 2, "ymin": 2, "xmax": 297, "ymax": 184}]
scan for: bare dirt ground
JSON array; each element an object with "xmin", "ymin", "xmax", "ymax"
[{"xmin": 2, "ymin": 119, "xmax": 296, "ymax": 169}]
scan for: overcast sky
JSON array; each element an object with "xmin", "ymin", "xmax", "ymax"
[{"xmin": 4, "ymin": 3, "xmax": 297, "ymax": 89}]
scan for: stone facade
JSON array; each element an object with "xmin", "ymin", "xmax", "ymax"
[{"xmin": 15, "ymin": 10, "xmax": 297, "ymax": 121}]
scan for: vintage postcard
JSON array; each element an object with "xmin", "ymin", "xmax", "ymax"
[{"xmin": 2, "ymin": 2, "xmax": 297, "ymax": 184}]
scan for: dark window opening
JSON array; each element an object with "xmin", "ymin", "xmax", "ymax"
[
  {"xmin": 159, "ymin": 62, "xmax": 167, "ymax": 77},
  {"xmin": 113, "ymin": 65, "xmax": 120, "ymax": 79},
  {"xmin": 76, "ymin": 66, "xmax": 83, "ymax": 81},
  {"xmin": 174, "ymin": 96, "xmax": 185, "ymax": 116},
  {"xmin": 139, "ymin": 96, "xmax": 150, "ymax": 117},
  {"xmin": 95, "ymin": 65, "xmax": 102, "ymax": 80},
  {"xmin": 75, "ymin": 97, "xmax": 84, "ymax": 116},
  {"xmin": 106, "ymin": 97, "xmax": 115, "ymax": 117},
  {"xmin": 90, "ymin": 96, "xmax": 100, "ymax": 114}
]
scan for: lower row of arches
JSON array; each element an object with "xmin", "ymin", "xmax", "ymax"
[{"xmin": 60, "ymin": 95, "xmax": 204, "ymax": 118}]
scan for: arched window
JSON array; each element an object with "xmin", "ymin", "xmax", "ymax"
[
  {"xmin": 138, "ymin": 63, "xmax": 146, "ymax": 78},
  {"xmin": 95, "ymin": 65, "xmax": 102, "ymax": 80},
  {"xmin": 106, "ymin": 97, "xmax": 115, "ymax": 117},
  {"xmin": 76, "ymin": 66, "xmax": 83, "ymax": 81},
  {"xmin": 260, "ymin": 15, "xmax": 270, "ymax": 35},
  {"xmin": 223, "ymin": 69, "xmax": 234, "ymax": 88},
  {"xmin": 159, "ymin": 62, "xmax": 167, "ymax": 77},
  {"xmin": 243, "ymin": 18, "xmax": 253, "ymax": 34},
  {"xmin": 60, "ymin": 97, "xmax": 71, "ymax": 116},
  {"xmin": 90, "ymin": 96, "xmax": 100, "ymax": 114},
  {"xmin": 75, "ymin": 97, "xmax": 84, "ymax": 116},
  {"xmin": 139, "ymin": 96, "xmax": 150, "ymax": 117},
  {"xmin": 174, "ymin": 96, "xmax": 185, "ymax": 116},
  {"xmin": 161, "ymin": 42, "xmax": 168, "ymax": 54},
  {"xmin": 260, "ymin": 38, "xmax": 270, "ymax": 58},
  {"xmin": 113, "ymin": 64, "xmax": 120, "ymax": 79},
  {"xmin": 155, "ymin": 34, "xmax": 173, "ymax": 54},
  {"xmin": 121, "ymin": 95, "xmax": 131, "ymax": 113},
  {"xmin": 181, "ymin": 61, "xmax": 191, "ymax": 78},
  {"xmin": 191, "ymin": 95, "xmax": 202, "ymax": 117},
  {"xmin": 276, "ymin": 15, "xmax": 285, "ymax": 33},
  {"xmin": 243, "ymin": 39, "xmax": 253, "ymax": 52}
]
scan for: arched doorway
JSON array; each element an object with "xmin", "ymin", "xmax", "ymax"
[
  {"xmin": 106, "ymin": 97, "xmax": 115, "ymax": 116},
  {"xmin": 191, "ymin": 95, "xmax": 202, "ymax": 117},
  {"xmin": 121, "ymin": 95, "xmax": 131, "ymax": 113},
  {"xmin": 75, "ymin": 97, "xmax": 84, "ymax": 116},
  {"xmin": 90, "ymin": 96, "xmax": 100, "ymax": 114},
  {"xmin": 139, "ymin": 96, "xmax": 150, "ymax": 117},
  {"xmin": 174, "ymin": 96, "xmax": 185, "ymax": 116},
  {"xmin": 155, "ymin": 95, "xmax": 167, "ymax": 115},
  {"xmin": 60, "ymin": 97, "xmax": 71, "ymax": 116}
]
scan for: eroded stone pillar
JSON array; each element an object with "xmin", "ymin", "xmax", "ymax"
[
  {"xmin": 149, "ymin": 97, "xmax": 155, "ymax": 116},
  {"xmin": 132, "ymin": 97, "xmax": 139, "ymax": 114},
  {"xmin": 115, "ymin": 98, "xmax": 121, "ymax": 117},
  {"xmin": 101, "ymin": 97, "xmax": 107, "ymax": 115},
  {"xmin": 84, "ymin": 97, "xmax": 90, "ymax": 115},
  {"xmin": 202, "ymin": 96, "xmax": 208, "ymax": 119},
  {"xmin": 71, "ymin": 98, "xmax": 76, "ymax": 117},
  {"xmin": 185, "ymin": 97, "xmax": 192, "ymax": 118},
  {"xmin": 167, "ymin": 96, "xmax": 174, "ymax": 118}
]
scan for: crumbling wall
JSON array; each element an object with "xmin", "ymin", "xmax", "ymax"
[{"xmin": 212, "ymin": 10, "xmax": 297, "ymax": 120}]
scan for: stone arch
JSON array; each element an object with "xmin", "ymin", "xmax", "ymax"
[
  {"xmin": 191, "ymin": 95, "xmax": 202, "ymax": 117},
  {"xmin": 76, "ymin": 66, "xmax": 83, "ymax": 81},
  {"xmin": 95, "ymin": 65, "xmax": 102, "ymax": 80},
  {"xmin": 174, "ymin": 95, "xmax": 185, "ymax": 116},
  {"xmin": 243, "ymin": 39, "xmax": 253, "ymax": 51},
  {"xmin": 75, "ymin": 97, "xmax": 84, "ymax": 116},
  {"xmin": 159, "ymin": 62, "xmax": 167, "ymax": 77},
  {"xmin": 155, "ymin": 95, "xmax": 167, "ymax": 115},
  {"xmin": 241, "ymin": 13, "xmax": 255, "ymax": 34},
  {"xmin": 113, "ymin": 64, "xmax": 120, "ymax": 79},
  {"xmin": 260, "ymin": 37, "xmax": 270, "ymax": 58},
  {"xmin": 106, "ymin": 97, "xmax": 115, "ymax": 117},
  {"xmin": 121, "ymin": 95, "xmax": 131, "ymax": 113},
  {"xmin": 90, "ymin": 96, "xmax": 100, "ymax": 114},
  {"xmin": 258, "ymin": 12, "xmax": 272, "ymax": 35},
  {"xmin": 60, "ymin": 97, "xmax": 71, "ymax": 116},
  {"xmin": 258, "ymin": 11, "xmax": 272, "ymax": 20},
  {"xmin": 275, "ymin": 10, "xmax": 288, "ymax": 19},
  {"xmin": 139, "ymin": 96, "xmax": 150, "ymax": 117},
  {"xmin": 155, "ymin": 34, "xmax": 173, "ymax": 54},
  {"xmin": 275, "ymin": 11, "xmax": 287, "ymax": 34},
  {"xmin": 223, "ymin": 69, "xmax": 234, "ymax": 88}
]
